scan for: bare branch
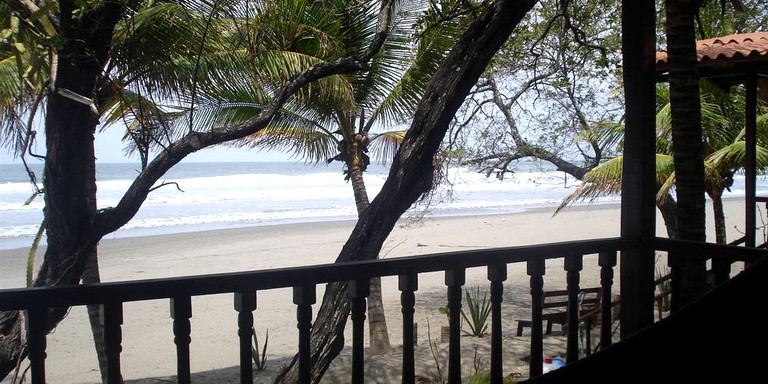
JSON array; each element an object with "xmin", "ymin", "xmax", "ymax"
[{"xmin": 148, "ymin": 181, "xmax": 185, "ymax": 193}]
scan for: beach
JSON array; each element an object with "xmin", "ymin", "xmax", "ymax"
[{"xmin": 0, "ymin": 199, "xmax": 750, "ymax": 383}]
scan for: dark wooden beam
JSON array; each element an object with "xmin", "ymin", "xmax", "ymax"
[
  {"xmin": 619, "ymin": 0, "xmax": 657, "ymax": 339},
  {"xmin": 746, "ymin": 72, "xmax": 758, "ymax": 249}
]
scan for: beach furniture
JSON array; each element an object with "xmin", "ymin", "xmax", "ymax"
[{"xmin": 516, "ymin": 287, "xmax": 602, "ymax": 337}]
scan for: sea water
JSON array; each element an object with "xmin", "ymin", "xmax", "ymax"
[{"xmin": 0, "ymin": 160, "xmax": 759, "ymax": 250}]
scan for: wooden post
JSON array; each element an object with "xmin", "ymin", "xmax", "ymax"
[
  {"xmin": 445, "ymin": 269, "xmax": 465, "ymax": 384},
  {"xmin": 565, "ymin": 255, "xmax": 583, "ymax": 363},
  {"xmin": 528, "ymin": 258, "xmax": 545, "ymax": 377},
  {"xmin": 399, "ymin": 273, "xmax": 418, "ymax": 384},
  {"xmin": 234, "ymin": 292, "xmax": 256, "ymax": 384},
  {"xmin": 101, "ymin": 302, "xmax": 124, "ymax": 384},
  {"xmin": 488, "ymin": 264, "xmax": 507, "ymax": 383},
  {"xmin": 26, "ymin": 306, "xmax": 47, "ymax": 384},
  {"xmin": 599, "ymin": 251, "xmax": 617, "ymax": 349},
  {"xmin": 348, "ymin": 279, "xmax": 370, "ymax": 384},
  {"xmin": 620, "ymin": 0, "xmax": 657, "ymax": 339},
  {"xmin": 171, "ymin": 296, "xmax": 192, "ymax": 384},
  {"xmin": 294, "ymin": 285, "xmax": 316, "ymax": 384}
]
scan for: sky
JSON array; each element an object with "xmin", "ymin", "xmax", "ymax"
[{"xmin": 0, "ymin": 124, "xmax": 294, "ymax": 164}]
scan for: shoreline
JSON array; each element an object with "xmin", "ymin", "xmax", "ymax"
[
  {"xmin": 0, "ymin": 200, "xmax": 622, "ymax": 253},
  {"xmin": 0, "ymin": 198, "xmax": 750, "ymax": 383}
]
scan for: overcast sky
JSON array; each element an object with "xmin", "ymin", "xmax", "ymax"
[{"xmin": 1, "ymin": 126, "xmax": 293, "ymax": 164}]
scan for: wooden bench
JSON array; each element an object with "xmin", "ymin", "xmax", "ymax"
[{"xmin": 516, "ymin": 287, "xmax": 602, "ymax": 336}]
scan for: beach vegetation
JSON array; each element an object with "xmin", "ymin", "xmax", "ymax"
[
  {"xmin": 251, "ymin": 328, "xmax": 269, "ymax": 371},
  {"xmin": 466, "ymin": 347, "xmax": 521, "ymax": 384},
  {"xmin": 461, "ymin": 286, "xmax": 491, "ymax": 337},
  {"xmin": 424, "ymin": 318, "xmax": 446, "ymax": 384}
]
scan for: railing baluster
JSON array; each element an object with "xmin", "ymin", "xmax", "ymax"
[
  {"xmin": 348, "ymin": 279, "xmax": 370, "ymax": 384},
  {"xmin": 668, "ymin": 250, "xmax": 682, "ymax": 313},
  {"xmin": 399, "ymin": 273, "xmax": 418, "ymax": 384},
  {"xmin": 293, "ymin": 285, "xmax": 316, "ymax": 384},
  {"xmin": 711, "ymin": 255, "xmax": 731, "ymax": 286},
  {"xmin": 564, "ymin": 254, "xmax": 583, "ymax": 363},
  {"xmin": 527, "ymin": 258, "xmax": 545, "ymax": 377},
  {"xmin": 599, "ymin": 251, "xmax": 617, "ymax": 350},
  {"xmin": 488, "ymin": 264, "xmax": 507, "ymax": 384},
  {"xmin": 446, "ymin": 268, "xmax": 465, "ymax": 384},
  {"xmin": 234, "ymin": 292, "xmax": 256, "ymax": 384},
  {"xmin": 26, "ymin": 305, "xmax": 47, "ymax": 384},
  {"xmin": 101, "ymin": 302, "xmax": 123, "ymax": 384},
  {"xmin": 171, "ymin": 296, "xmax": 192, "ymax": 384}
]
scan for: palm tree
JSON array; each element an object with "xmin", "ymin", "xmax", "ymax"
[
  {"xmin": 663, "ymin": 0, "xmax": 710, "ymax": 309},
  {"xmin": 658, "ymin": 82, "xmax": 768, "ymax": 245},
  {"xmin": 661, "ymin": 0, "xmax": 755, "ymax": 309},
  {"xmin": 557, "ymin": 154, "xmax": 680, "ymax": 236},
  {"xmin": 180, "ymin": 1, "xmax": 453, "ymax": 355},
  {"xmin": 558, "ymin": 82, "xmax": 768, "ymax": 244}
]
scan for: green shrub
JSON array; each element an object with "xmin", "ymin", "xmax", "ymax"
[{"xmin": 461, "ymin": 286, "xmax": 491, "ymax": 337}]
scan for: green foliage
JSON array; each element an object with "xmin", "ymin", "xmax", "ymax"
[
  {"xmin": 26, "ymin": 218, "xmax": 46, "ymax": 287},
  {"xmin": 424, "ymin": 318, "xmax": 445, "ymax": 383},
  {"xmin": 251, "ymin": 328, "xmax": 268, "ymax": 371},
  {"xmin": 467, "ymin": 347, "xmax": 521, "ymax": 384},
  {"xmin": 467, "ymin": 371, "xmax": 521, "ymax": 384},
  {"xmin": 460, "ymin": 286, "xmax": 491, "ymax": 337}
]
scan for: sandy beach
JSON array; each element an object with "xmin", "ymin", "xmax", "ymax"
[{"xmin": 0, "ymin": 199, "xmax": 750, "ymax": 383}]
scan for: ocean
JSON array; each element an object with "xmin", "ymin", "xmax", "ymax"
[{"xmin": 1, "ymin": 160, "xmax": 757, "ymax": 251}]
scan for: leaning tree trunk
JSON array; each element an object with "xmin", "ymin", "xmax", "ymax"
[
  {"xmin": 275, "ymin": 1, "xmax": 537, "ymax": 382},
  {"xmin": 665, "ymin": 0, "xmax": 710, "ymax": 310},
  {"xmin": 347, "ymin": 162, "xmax": 392, "ymax": 355}
]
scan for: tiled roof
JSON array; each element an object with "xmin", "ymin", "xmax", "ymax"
[{"xmin": 656, "ymin": 32, "xmax": 768, "ymax": 68}]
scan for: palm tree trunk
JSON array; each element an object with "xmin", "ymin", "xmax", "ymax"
[
  {"xmin": 658, "ymin": 194, "xmax": 679, "ymax": 239},
  {"xmin": 0, "ymin": 3, "xmax": 124, "ymax": 378},
  {"xmin": 712, "ymin": 194, "xmax": 727, "ymax": 245},
  {"xmin": 665, "ymin": 0, "xmax": 710, "ymax": 309},
  {"xmin": 348, "ymin": 164, "xmax": 391, "ymax": 355}
]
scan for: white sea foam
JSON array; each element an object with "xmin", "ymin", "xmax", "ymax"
[{"xmin": 1, "ymin": 162, "xmax": 763, "ymax": 250}]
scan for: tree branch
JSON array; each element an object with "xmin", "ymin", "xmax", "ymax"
[{"xmin": 94, "ymin": 0, "xmax": 396, "ymax": 236}]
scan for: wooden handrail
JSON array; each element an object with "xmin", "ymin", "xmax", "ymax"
[{"xmin": 1, "ymin": 236, "xmax": 765, "ymax": 384}]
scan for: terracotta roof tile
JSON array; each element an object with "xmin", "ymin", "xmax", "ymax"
[{"xmin": 656, "ymin": 31, "xmax": 768, "ymax": 67}]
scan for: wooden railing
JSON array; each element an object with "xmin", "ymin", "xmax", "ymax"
[{"xmin": 0, "ymin": 236, "xmax": 764, "ymax": 384}]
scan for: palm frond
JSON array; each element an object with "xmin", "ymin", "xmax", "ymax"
[
  {"xmin": 368, "ymin": 130, "xmax": 405, "ymax": 165},
  {"xmin": 0, "ymin": 4, "xmax": 54, "ymax": 154},
  {"xmin": 363, "ymin": 2, "xmax": 453, "ymax": 129},
  {"xmin": 555, "ymin": 157, "xmax": 624, "ymax": 214},
  {"xmin": 707, "ymin": 141, "xmax": 768, "ymax": 173},
  {"xmin": 573, "ymin": 120, "xmax": 624, "ymax": 150},
  {"xmin": 241, "ymin": 122, "xmax": 338, "ymax": 164},
  {"xmin": 556, "ymin": 154, "xmax": 675, "ymax": 214}
]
